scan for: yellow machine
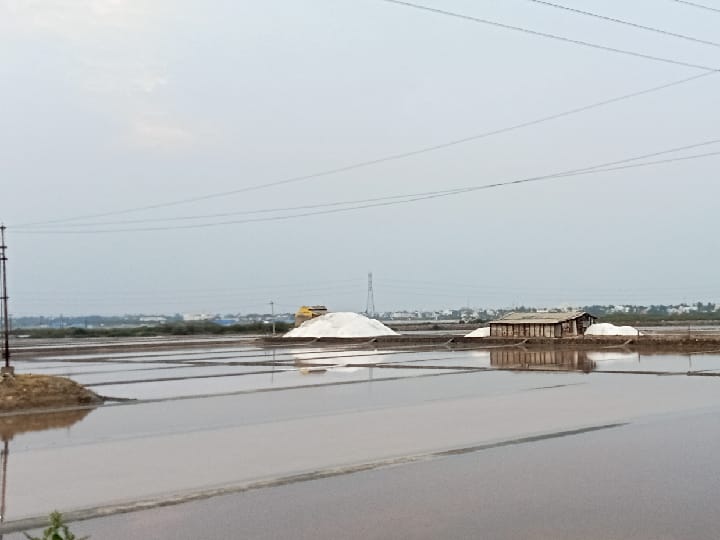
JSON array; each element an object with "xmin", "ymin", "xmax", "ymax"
[{"xmin": 294, "ymin": 305, "xmax": 328, "ymax": 327}]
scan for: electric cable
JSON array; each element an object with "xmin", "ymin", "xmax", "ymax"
[
  {"xmin": 379, "ymin": 0, "xmax": 718, "ymax": 70},
  {"xmin": 671, "ymin": 0, "xmax": 720, "ymax": 14},
  {"xmin": 525, "ymin": 0, "xmax": 720, "ymax": 47},
  {"xmin": 14, "ymin": 143, "xmax": 720, "ymax": 234},
  {"xmin": 14, "ymin": 71, "xmax": 719, "ymax": 229},
  {"xmin": 14, "ymin": 137, "xmax": 720, "ymax": 229}
]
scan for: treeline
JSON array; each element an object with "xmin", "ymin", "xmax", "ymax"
[
  {"xmin": 600, "ymin": 312, "xmax": 720, "ymax": 325},
  {"xmin": 12, "ymin": 321, "xmax": 292, "ymax": 339}
]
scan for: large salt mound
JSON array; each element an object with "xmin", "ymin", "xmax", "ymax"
[
  {"xmin": 465, "ymin": 327, "xmax": 491, "ymax": 338},
  {"xmin": 585, "ymin": 323, "xmax": 641, "ymax": 336},
  {"xmin": 283, "ymin": 312, "xmax": 398, "ymax": 338}
]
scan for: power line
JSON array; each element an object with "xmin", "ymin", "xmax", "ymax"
[
  {"xmin": 525, "ymin": 0, "xmax": 720, "ymax": 48},
  {"xmin": 14, "ymin": 71, "xmax": 718, "ymax": 230},
  {"xmin": 378, "ymin": 0, "xmax": 718, "ymax": 70},
  {"xmin": 15, "ymin": 137, "xmax": 720, "ymax": 229},
  {"xmin": 20, "ymin": 149, "xmax": 720, "ymax": 233},
  {"xmin": 16, "ymin": 192, "xmax": 455, "ymax": 229},
  {"xmin": 14, "ymin": 142, "xmax": 720, "ymax": 234},
  {"xmin": 12, "ymin": 2, "xmax": 720, "ymax": 230},
  {"xmin": 15, "ymin": 134, "xmax": 720, "ymax": 228},
  {"xmin": 375, "ymin": 279, "xmax": 720, "ymax": 294},
  {"xmin": 13, "ymin": 3, "xmax": 720, "ymax": 229},
  {"xmin": 671, "ymin": 0, "xmax": 720, "ymax": 14}
]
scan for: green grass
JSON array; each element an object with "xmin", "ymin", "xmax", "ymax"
[
  {"xmin": 24, "ymin": 511, "xmax": 88, "ymax": 540},
  {"xmin": 599, "ymin": 313, "xmax": 720, "ymax": 325}
]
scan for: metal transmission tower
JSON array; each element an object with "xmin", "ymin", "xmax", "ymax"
[
  {"xmin": 0, "ymin": 225, "xmax": 12, "ymax": 375},
  {"xmin": 269, "ymin": 301, "xmax": 276, "ymax": 336},
  {"xmin": 365, "ymin": 272, "xmax": 376, "ymax": 318}
]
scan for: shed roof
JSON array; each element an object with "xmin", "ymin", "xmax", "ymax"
[{"xmin": 490, "ymin": 311, "xmax": 595, "ymax": 325}]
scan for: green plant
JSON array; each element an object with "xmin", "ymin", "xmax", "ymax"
[{"xmin": 24, "ymin": 511, "xmax": 88, "ymax": 540}]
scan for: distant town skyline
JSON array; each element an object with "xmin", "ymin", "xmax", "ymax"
[{"xmin": 10, "ymin": 301, "xmax": 719, "ymax": 321}]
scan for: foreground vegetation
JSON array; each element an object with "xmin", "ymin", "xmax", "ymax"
[
  {"xmin": 12, "ymin": 321, "xmax": 292, "ymax": 339},
  {"xmin": 24, "ymin": 511, "xmax": 88, "ymax": 540}
]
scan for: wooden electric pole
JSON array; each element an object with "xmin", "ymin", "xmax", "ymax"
[{"xmin": 0, "ymin": 225, "xmax": 12, "ymax": 376}]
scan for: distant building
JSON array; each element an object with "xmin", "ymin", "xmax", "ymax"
[
  {"xmin": 489, "ymin": 311, "xmax": 597, "ymax": 338},
  {"xmin": 182, "ymin": 313, "xmax": 214, "ymax": 322},
  {"xmin": 139, "ymin": 316, "xmax": 167, "ymax": 323},
  {"xmin": 215, "ymin": 318, "xmax": 239, "ymax": 327}
]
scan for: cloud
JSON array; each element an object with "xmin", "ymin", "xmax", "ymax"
[
  {"xmin": 136, "ymin": 74, "xmax": 168, "ymax": 94},
  {"xmin": 2, "ymin": 0, "xmax": 196, "ymax": 151},
  {"xmin": 131, "ymin": 117, "xmax": 194, "ymax": 150},
  {"xmin": 1, "ymin": 0, "xmax": 146, "ymax": 37}
]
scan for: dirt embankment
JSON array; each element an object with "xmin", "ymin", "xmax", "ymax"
[{"xmin": 0, "ymin": 374, "xmax": 103, "ymax": 412}]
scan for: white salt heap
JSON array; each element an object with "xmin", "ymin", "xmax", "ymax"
[
  {"xmin": 465, "ymin": 327, "xmax": 491, "ymax": 338},
  {"xmin": 284, "ymin": 312, "xmax": 398, "ymax": 338},
  {"xmin": 585, "ymin": 323, "xmax": 642, "ymax": 336}
]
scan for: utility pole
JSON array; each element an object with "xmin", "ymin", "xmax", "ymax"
[
  {"xmin": 0, "ymin": 225, "xmax": 12, "ymax": 376},
  {"xmin": 365, "ymin": 272, "xmax": 376, "ymax": 318},
  {"xmin": 269, "ymin": 301, "xmax": 276, "ymax": 336}
]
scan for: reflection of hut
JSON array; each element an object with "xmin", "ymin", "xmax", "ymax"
[
  {"xmin": 489, "ymin": 312, "xmax": 597, "ymax": 338},
  {"xmin": 0, "ymin": 409, "xmax": 93, "ymax": 442},
  {"xmin": 490, "ymin": 349, "xmax": 596, "ymax": 372}
]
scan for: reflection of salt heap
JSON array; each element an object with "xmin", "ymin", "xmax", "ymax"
[
  {"xmin": 292, "ymin": 350, "xmax": 381, "ymax": 365},
  {"xmin": 284, "ymin": 312, "xmax": 398, "ymax": 338},
  {"xmin": 586, "ymin": 352, "xmax": 639, "ymax": 363},
  {"xmin": 465, "ymin": 327, "xmax": 491, "ymax": 338},
  {"xmin": 585, "ymin": 323, "xmax": 641, "ymax": 336}
]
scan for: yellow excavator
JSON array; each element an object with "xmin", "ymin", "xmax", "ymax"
[{"xmin": 294, "ymin": 305, "xmax": 328, "ymax": 327}]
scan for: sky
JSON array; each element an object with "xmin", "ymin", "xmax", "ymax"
[{"xmin": 1, "ymin": 0, "xmax": 719, "ymax": 316}]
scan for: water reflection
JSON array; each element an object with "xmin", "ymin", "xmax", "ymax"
[
  {"xmin": 490, "ymin": 350, "xmax": 596, "ymax": 373},
  {"xmin": 292, "ymin": 350, "xmax": 381, "ymax": 366},
  {"xmin": 0, "ymin": 409, "xmax": 94, "ymax": 442},
  {"xmin": 0, "ymin": 408, "xmax": 96, "ymax": 532},
  {"xmin": 586, "ymin": 352, "xmax": 639, "ymax": 364}
]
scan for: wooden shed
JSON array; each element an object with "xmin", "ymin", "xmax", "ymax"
[{"xmin": 489, "ymin": 311, "xmax": 597, "ymax": 338}]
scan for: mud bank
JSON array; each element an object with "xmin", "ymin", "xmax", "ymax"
[{"xmin": 0, "ymin": 374, "xmax": 103, "ymax": 412}]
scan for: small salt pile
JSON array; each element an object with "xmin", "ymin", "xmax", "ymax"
[
  {"xmin": 585, "ymin": 323, "xmax": 642, "ymax": 336},
  {"xmin": 283, "ymin": 312, "xmax": 398, "ymax": 338},
  {"xmin": 465, "ymin": 327, "xmax": 491, "ymax": 338}
]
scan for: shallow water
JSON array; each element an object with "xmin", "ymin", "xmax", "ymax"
[
  {"xmin": 2, "ymin": 343, "xmax": 720, "ymax": 535},
  {"xmin": 90, "ymin": 365, "xmax": 463, "ymax": 400},
  {"xmin": 31, "ymin": 410, "xmax": 718, "ymax": 540}
]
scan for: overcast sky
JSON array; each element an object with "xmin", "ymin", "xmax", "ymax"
[{"xmin": 2, "ymin": 0, "xmax": 719, "ymax": 316}]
